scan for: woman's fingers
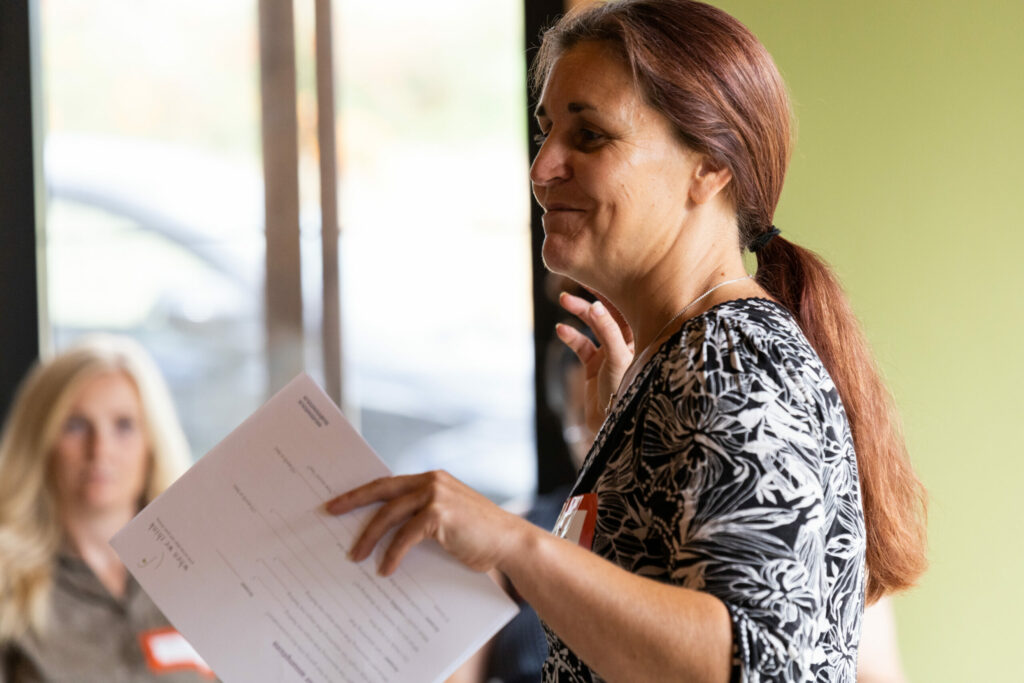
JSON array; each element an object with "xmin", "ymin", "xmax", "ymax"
[
  {"xmin": 325, "ymin": 473, "xmax": 423, "ymax": 515},
  {"xmin": 326, "ymin": 470, "xmax": 521, "ymax": 576},
  {"xmin": 558, "ymin": 292, "xmax": 633, "ymax": 365},
  {"xmin": 583, "ymin": 300, "xmax": 633, "ymax": 367},
  {"xmin": 379, "ymin": 508, "xmax": 438, "ymax": 576},
  {"xmin": 557, "ymin": 290, "xmax": 591, "ymax": 315},
  {"xmin": 557, "ymin": 291, "xmax": 640, "ymax": 433},
  {"xmin": 555, "ymin": 322, "xmax": 597, "ymax": 366},
  {"xmin": 587, "ymin": 289, "xmax": 634, "ymax": 347},
  {"xmin": 348, "ymin": 486, "xmax": 433, "ymax": 562}
]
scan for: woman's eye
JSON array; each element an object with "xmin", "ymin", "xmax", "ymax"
[
  {"xmin": 531, "ymin": 126, "xmax": 604, "ymax": 149},
  {"xmin": 115, "ymin": 417, "xmax": 137, "ymax": 434},
  {"xmin": 63, "ymin": 416, "xmax": 88, "ymax": 434}
]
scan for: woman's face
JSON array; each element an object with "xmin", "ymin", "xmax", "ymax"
[
  {"xmin": 531, "ymin": 41, "xmax": 702, "ymax": 289},
  {"xmin": 51, "ymin": 371, "xmax": 150, "ymax": 518}
]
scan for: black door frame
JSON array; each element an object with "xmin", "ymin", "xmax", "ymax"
[
  {"xmin": 0, "ymin": 0, "xmax": 44, "ymax": 418},
  {"xmin": 525, "ymin": 0, "xmax": 577, "ymax": 494}
]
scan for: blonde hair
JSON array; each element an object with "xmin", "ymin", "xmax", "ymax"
[{"xmin": 0, "ymin": 335, "xmax": 190, "ymax": 640}]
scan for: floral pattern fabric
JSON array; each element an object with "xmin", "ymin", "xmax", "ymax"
[{"xmin": 542, "ymin": 298, "xmax": 866, "ymax": 682}]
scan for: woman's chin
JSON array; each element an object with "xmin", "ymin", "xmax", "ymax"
[
  {"xmin": 541, "ymin": 237, "xmax": 584, "ymax": 279},
  {"xmin": 65, "ymin": 489, "xmax": 139, "ymax": 519}
]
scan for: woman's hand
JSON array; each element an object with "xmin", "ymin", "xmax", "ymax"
[
  {"xmin": 325, "ymin": 470, "xmax": 526, "ymax": 576},
  {"xmin": 556, "ymin": 291, "xmax": 635, "ymax": 434},
  {"xmin": 328, "ymin": 471, "xmax": 733, "ymax": 683}
]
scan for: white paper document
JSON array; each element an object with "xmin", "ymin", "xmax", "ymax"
[{"xmin": 112, "ymin": 374, "xmax": 519, "ymax": 683}]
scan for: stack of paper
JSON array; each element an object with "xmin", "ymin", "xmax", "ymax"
[{"xmin": 112, "ymin": 374, "xmax": 518, "ymax": 683}]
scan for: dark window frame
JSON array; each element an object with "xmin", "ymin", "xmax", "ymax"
[
  {"xmin": 0, "ymin": 0, "xmax": 44, "ymax": 418},
  {"xmin": 525, "ymin": 0, "xmax": 577, "ymax": 494}
]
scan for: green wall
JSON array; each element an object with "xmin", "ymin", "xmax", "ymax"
[{"xmin": 714, "ymin": 1, "xmax": 1024, "ymax": 680}]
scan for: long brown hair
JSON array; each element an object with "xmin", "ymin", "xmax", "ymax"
[{"xmin": 533, "ymin": 0, "xmax": 926, "ymax": 603}]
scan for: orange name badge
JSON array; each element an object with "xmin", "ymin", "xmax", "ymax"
[
  {"xmin": 552, "ymin": 493, "xmax": 598, "ymax": 550},
  {"xmin": 139, "ymin": 627, "xmax": 215, "ymax": 679}
]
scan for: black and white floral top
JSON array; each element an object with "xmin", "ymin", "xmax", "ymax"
[{"xmin": 542, "ymin": 298, "xmax": 866, "ymax": 683}]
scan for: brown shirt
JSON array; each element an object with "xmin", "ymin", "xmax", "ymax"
[{"xmin": 1, "ymin": 553, "xmax": 215, "ymax": 683}]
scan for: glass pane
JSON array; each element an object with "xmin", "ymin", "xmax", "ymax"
[
  {"xmin": 40, "ymin": 0, "xmax": 265, "ymax": 457},
  {"xmin": 335, "ymin": 0, "xmax": 534, "ymax": 504},
  {"xmin": 40, "ymin": 0, "xmax": 534, "ymax": 506}
]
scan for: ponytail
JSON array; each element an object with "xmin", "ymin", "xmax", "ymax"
[{"xmin": 755, "ymin": 236, "xmax": 928, "ymax": 603}]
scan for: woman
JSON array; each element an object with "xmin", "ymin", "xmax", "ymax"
[
  {"xmin": 0, "ymin": 336, "xmax": 209, "ymax": 681},
  {"xmin": 327, "ymin": 1, "xmax": 927, "ymax": 681}
]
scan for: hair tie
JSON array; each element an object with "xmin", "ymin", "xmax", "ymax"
[{"xmin": 749, "ymin": 226, "xmax": 781, "ymax": 252}]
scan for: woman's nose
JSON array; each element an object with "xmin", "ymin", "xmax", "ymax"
[
  {"xmin": 529, "ymin": 138, "xmax": 570, "ymax": 188},
  {"xmin": 86, "ymin": 427, "xmax": 115, "ymax": 461}
]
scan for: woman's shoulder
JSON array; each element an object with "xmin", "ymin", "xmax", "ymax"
[
  {"xmin": 656, "ymin": 297, "xmax": 835, "ymax": 405},
  {"xmin": 672, "ymin": 297, "xmax": 812, "ymax": 366}
]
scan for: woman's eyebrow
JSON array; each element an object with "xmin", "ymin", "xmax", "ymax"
[
  {"xmin": 567, "ymin": 101, "xmax": 595, "ymax": 113},
  {"xmin": 534, "ymin": 101, "xmax": 597, "ymax": 118}
]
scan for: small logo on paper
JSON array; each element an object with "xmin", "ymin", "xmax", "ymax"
[{"xmin": 137, "ymin": 552, "xmax": 164, "ymax": 570}]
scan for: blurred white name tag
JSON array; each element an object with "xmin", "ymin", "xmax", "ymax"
[
  {"xmin": 553, "ymin": 493, "xmax": 597, "ymax": 550},
  {"xmin": 140, "ymin": 628, "xmax": 213, "ymax": 678}
]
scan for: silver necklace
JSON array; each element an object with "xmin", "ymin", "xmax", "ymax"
[
  {"xmin": 608, "ymin": 274, "xmax": 753, "ymax": 413},
  {"xmin": 645, "ymin": 274, "xmax": 753, "ymax": 349}
]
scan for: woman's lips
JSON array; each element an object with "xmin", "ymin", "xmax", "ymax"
[
  {"xmin": 543, "ymin": 202, "xmax": 584, "ymax": 213},
  {"xmin": 541, "ymin": 204, "xmax": 585, "ymax": 235}
]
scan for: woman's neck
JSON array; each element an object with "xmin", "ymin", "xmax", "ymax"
[
  {"xmin": 594, "ymin": 213, "xmax": 769, "ymax": 406},
  {"xmin": 62, "ymin": 506, "xmax": 134, "ymax": 598},
  {"xmin": 614, "ymin": 232, "xmax": 754, "ymax": 356}
]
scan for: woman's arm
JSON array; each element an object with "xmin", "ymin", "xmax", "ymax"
[
  {"xmin": 329, "ymin": 377, "xmax": 842, "ymax": 682},
  {"xmin": 328, "ymin": 299, "xmax": 846, "ymax": 682},
  {"xmin": 327, "ymin": 472, "xmax": 733, "ymax": 683}
]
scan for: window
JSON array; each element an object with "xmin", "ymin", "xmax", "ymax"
[{"xmin": 40, "ymin": 0, "xmax": 534, "ymax": 504}]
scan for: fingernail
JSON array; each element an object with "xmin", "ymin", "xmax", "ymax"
[{"xmin": 591, "ymin": 301, "xmax": 606, "ymax": 316}]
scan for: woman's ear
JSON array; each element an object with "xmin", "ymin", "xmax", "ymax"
[{"xmin": 688, "ymin": 156, "xmax": 732, "ymax": 206}]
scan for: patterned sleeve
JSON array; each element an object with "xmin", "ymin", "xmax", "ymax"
[{"xmin": 638, "ymin": 362, "xmax": 835, "ymax": 683}]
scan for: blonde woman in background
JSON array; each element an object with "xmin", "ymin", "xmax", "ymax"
[{"xmin": 0, "ymin": 336, "xmax": 210, "ymax": 682}]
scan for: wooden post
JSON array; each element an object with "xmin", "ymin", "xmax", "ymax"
[
  {"xmin": 258, "ymin": 0, "xmax": 305, "ymax": 394},
  {"xmin": 315, "ymin": 0, "xmax": 344, "ymax": 409}
]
